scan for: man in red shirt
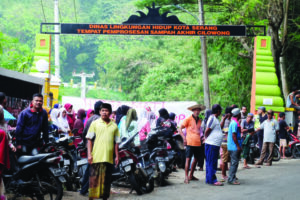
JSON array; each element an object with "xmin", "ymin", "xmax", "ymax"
[{"xmin": 179, "ymin": 104, "xmax": 205, "ymax": 184}]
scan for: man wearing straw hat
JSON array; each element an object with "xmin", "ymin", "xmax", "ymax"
[{"xmin": 179, "ymin": 104, "xmax": 206, "ymax": 184}]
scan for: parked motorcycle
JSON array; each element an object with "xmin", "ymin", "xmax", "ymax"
[
  {"xmin": 248, "ymin": 133, "xmax": 281, "ymax": 164},
  {"xmin": 112, "ymin": 132, "xmax": 154, "ymax": 195},
  {"xmin": 40, "ymin": 129, "xmax": 87, "ymax": 191},
  {"xmin": 284, "ymin": 131, "xmax": 300, "ymax": 158},
  {"xmin": 147, "ymin": 127, "xmax": 172, "ymax": 186},
  {"xmin": 3, "ymin": 151, "xmax": 66, "ymax": 200}
]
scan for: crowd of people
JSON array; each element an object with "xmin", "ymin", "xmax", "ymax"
[{"xmin": 0, "ymin": 91, "xmax": 299, "ymax": 200}]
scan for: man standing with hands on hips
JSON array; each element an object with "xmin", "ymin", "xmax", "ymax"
[{"xmin": 179, "ymin": 104, "xmax": 205, "ymax": 184}]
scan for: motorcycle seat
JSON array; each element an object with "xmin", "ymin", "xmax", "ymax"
[{"xmin": 18, "ymin": 153, "xmax": 52, "ymax": 164}]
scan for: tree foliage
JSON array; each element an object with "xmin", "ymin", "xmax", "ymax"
[{"xmin": 0, "ymin": 0, "xmax": 299, "ymax": 109}]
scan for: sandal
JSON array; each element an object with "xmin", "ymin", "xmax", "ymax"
[
  {"xmin": 213, "ymin": 181, "xmax": 224, "ymax": 186},
  {"xmin": 243, "ymin": 166, "xmax": 251, "ymax": 169},
  {"xmin": 189, "ymin": 176, "xmax": 199, "ymax": 181},
  {"xmin": 228, "ymin": 181, "xmax": 240, "ymax": 185}
]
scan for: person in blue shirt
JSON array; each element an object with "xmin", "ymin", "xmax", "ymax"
[
  {"xmin": 227, "ymin": 108, "xmax": 242, "ymax": 185},
  {"xmin": 15, "ymin": 93, "xmax": 49, "ymax": 154}
]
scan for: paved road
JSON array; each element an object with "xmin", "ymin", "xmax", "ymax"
[{"xmin": 61, "ymin": 158, "xmax": 300, "ymax": 200}]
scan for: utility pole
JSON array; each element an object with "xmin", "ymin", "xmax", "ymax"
[
  {"xmin": 72, "ymin": 72, "xmax": 95, "ymax": 99},
  {"xmin": 54, "ymin": 0, "xmax": 60, "ymax": 78},
  {"xmin": 198, "ymin": 0, "xmax": 210, "ymax": 108}
]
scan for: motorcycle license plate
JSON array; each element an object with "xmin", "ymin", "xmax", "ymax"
[
  {"xmin": 156, "ymin": 157, "xmax": 168, "ymax": 162},
  {"xmin": 77, "ymin": 158, "xmax": 88, "ymax": 166},
  {"xmin": 122, "ymin": 159, "xmax": 133, "ymax": 167},
  {"xmin": 51, "ymin": 168, "xmax": 67, "ymax": 176},
  {"xmin": 64, "ymin": 159, "xmax": 70, "ymax": 165}
]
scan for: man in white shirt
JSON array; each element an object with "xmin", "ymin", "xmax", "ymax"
[
  {"xmin": 205, "ymin": 104, "xmax": 224, "ymax": 186},
  {"xmin": 255, "ymin": 109, "xmax": 279, "ymax": 166}
]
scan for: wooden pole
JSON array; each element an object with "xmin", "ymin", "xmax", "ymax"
[{"xmin": 198, "ymin": 0, "xmax": 210, "ymax": 108}]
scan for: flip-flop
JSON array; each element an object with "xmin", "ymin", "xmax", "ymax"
[
  {"xmin": 228, "ymin": 181, "xmax": 240, "ymax": 185},
  {"xmin": 189, "ymin": 176, "xmax": 199, "ymax": 181},
  {"xmin": 213, "ymin": 182, "xmax": 224, "ymax": 186},
  {"xmin": 243, "ymin": 166, "xmax": 251, "ymax": 169}
]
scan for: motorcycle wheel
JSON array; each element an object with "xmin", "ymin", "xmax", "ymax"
[
  {"xmin": 156, "ymin": 172, "xmax": 166, "ymax": 187},
  {"xmin": 176, "ymin": 150, "xmax": 186, "ymax": 169},
  {"xmin": 272, "ymin": 146, "xmax": 281, "ymax": 162},
  {"xmin": 39, "ymin": 171, "xmax": 63, "ymax": 200},
  {"xmin": 128, "ymin": 172, "xmax": 144, "ymax": 195},
  {"xmin": 65, "ymin": 178, "xmax": 77, "ymax": 192},
  {"xmin": 292, "ymin": 146, "xmax": 300, "ymax": 158},
  {"xmin": 145, "ymin": 177, "xmax": 154, "ymax": 193}
]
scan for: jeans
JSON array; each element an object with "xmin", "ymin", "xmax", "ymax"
[
  {"xmin": 228, "ymin": 150, "xmax": 240, "ymax": 183},
  {"xmin": 80, "ymin": 164, "xmax": 90, "ymax": 194}
]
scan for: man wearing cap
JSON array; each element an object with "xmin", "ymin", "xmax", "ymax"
[
  {"xmin": 86, "ymin": 103, "xmax": 120, "ymax": 200},
  {"xmin": 241, "ymin": 113, "xmax": 255, "ymax": 169},
  {"xmin": 227, "ymin": 108, "xmax": 242, "ymax": 185},
  {"xmin": 205, "ymin": 104, "xmax": 224, "ymax": 186},
  {"xmin": 255, "ymin": 109, "xmax": 279, "ymax": 166},
  {"xmin": 256, "ymin": 106, "xmax": 268, "ymax": 153},
  {"xmin": 179, "ymin": 104, "xmax": 205, "ymax": 184}
]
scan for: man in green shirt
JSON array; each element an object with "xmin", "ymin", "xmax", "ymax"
[{"xmin": 86, "ymin": 103, "xmax": 120, "ymax": 200}]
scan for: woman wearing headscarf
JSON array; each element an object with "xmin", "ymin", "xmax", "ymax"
[
  {"xmin": 169, "ymin": 112, "xmax": 177, "ymax": 128},
  {"xmin": 74, "ymin": 109, "xmax": 86, "ymax": 137},
  {"xmin": 119, "ymin": 108, "xmax": 140, "ymax": 146},
  {"xmin": 58, "ymin": 108, "xmax": 70, "ymax": 135},
  {"xmin": 84, "ymin": 109, "xmax": 94, "ymax": 127},
  {"xmin": 0, "ymin": 105, "xmax": 10, "ymax": 200},
  {"xmin": 138, "ymin": 109, "xmax": 156, "ymax": 149},
  {"xmin": 115, "ymin": 105, "xmax": 130, "ymax": 125},
  {"xmin": 64, "ymin": 103, "xmax": 76, "ymax": 130},
  {"xmin": 50, "ymin": 108, "xmax": 60, "ymax": 129},
  {"xmin": 156, "ymin": 108, "xmax": 170, "ymax": 127}
]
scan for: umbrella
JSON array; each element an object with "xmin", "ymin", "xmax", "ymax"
[{"xmin": 3, "ymin": 108, "xmax": 16, "ymax": 121}]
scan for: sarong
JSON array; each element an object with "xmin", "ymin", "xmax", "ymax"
[
  {"xmin": 205, "ymin": 143, "xmax": 220, "ymax": 184},
  {"xmin": 89, "ymin": 162, "xmax": 112, "ymax": 199},
  {"xmin": 242, "ymin": 134, "xmax": 251, "ymax": 160}
]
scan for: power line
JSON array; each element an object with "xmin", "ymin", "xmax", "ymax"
[
  {"xmin": 40, "ymin": 0, "xmax": 47, "ymax": 22},
  {"xmin": 57, "ymin": 1, "xmax": 67, "ymax": 45},
  {"xmin": 73, "ymin": 0, "xmax": 78, "ymax": 23}
]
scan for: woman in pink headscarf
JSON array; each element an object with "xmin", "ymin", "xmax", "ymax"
[
  {"xmin": 74, "ymin": 109, "xmax": 86, "ymax": 136},
  {"xmin": 138, "ymin": 108, "xmax": 156, "ymax": 149},
  {"xmin": 84, "ymin": 109, "xmax": 94, "ymax": 127},
  {"xmin": 64, "ymin": 103, "xmax": 76, "ymax": 130}
]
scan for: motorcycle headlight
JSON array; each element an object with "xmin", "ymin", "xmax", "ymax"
[{"xmin": 158, "ymin": 162, "xmax": 166, "ymax": 173}]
